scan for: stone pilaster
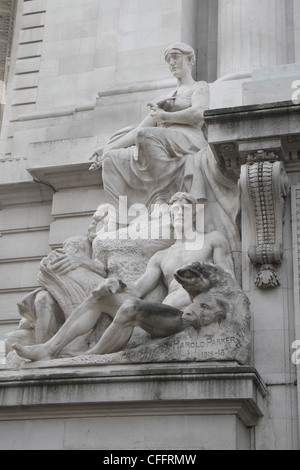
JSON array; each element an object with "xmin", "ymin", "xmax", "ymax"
[{"xmin": 291, "ymin": 185, "xmax": 300, "ymax": 442}]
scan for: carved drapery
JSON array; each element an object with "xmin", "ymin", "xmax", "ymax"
[{"xmin": 240, "ymin": 150, "xmax": 289, "ymax": 288}]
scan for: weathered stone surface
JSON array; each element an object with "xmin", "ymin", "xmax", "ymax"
[{"xmin": 0, "ymin": 361, "xmax": 267, "ymax": 450}]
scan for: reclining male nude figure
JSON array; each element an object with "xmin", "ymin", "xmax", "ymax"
[{"xmin": 13, "ymin": 193, "xmax": 234, "ymax": 362}]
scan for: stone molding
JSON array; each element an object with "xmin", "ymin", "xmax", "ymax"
[
  {"xmin": 27, "ymin": 162, "xmax": 102, "ymax": 191},
  {"xmin": 205, "ymin": 101, "xmax": 300, "ymax": 180},
  {"xmin": 0, "ymin": 180, "xmax": 53, "ymax": 207},
  {"xmin": 0, "ymin": 362, "xmax": 267, "ymax": 428},
  {"xmin": 0, "ymin": 162, "xmax": 102, "ymax": 207}
]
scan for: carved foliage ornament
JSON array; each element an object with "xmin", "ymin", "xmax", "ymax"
[{"xmin": 241, "ymin": 150, "xmax": 289, "ymax": 288}]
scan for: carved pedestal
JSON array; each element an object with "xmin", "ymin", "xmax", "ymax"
[{"xmin": 0, "ymin": 361, "xmax": 266, "ymax": 450}]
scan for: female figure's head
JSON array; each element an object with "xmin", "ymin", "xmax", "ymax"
[{"xmin": 164, "ymin": 43, "xmax": 196, "ymax": 79}]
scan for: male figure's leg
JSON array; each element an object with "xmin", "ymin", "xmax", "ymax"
[
  {"xmin": 13, "ymin": 290, "xmax": 131, "ymax": 361},
  {"xmin": 34, "ymin": 290, "xmax": 62, "ymax": 343},
  {"xmin": 89, "ymin": 299, "xmax": 185, "ymax": 355}
]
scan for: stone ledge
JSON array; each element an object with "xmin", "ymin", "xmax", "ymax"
[
  {"xmin": 204, "ymin": 100, "xmax": 300, "ymax": 181},
  {"xmin": 0, "ymin": 180, "xmax": 54, "ymax": 206},
  {"xmin": 0, "ymin": 362, "xmax": 267, "ymax": 428},
  {"xmin": 27, "ymin": 162, "xmax": 102, "ymax": 190},
  {"xmin": 205, "ymin": 100, "xmax": 300, "ymax": 120}
]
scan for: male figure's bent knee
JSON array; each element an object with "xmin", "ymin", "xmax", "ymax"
[{"xmin": 115, "ymin": 298, "xmax": 142, "ymax": 323}]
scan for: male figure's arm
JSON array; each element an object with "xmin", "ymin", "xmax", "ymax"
[
  {"xmin": 211, "ymin": 232, "xmax": 235, "ymax": 277},
  {"xmin": 133, "ymin": 251, "xmax": 164, "ymax": 299},
  {"xmin": 79, "ymin": 257, "xmax": 107, "ymax": 277},
  {"xmin": 50, "ymin": 253, "xmax": 107, "ymax": 277}
]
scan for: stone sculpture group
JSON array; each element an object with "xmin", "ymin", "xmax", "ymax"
[{"xmin": 6, "ymin": 43, "xmax": 251, "ymax": 365}]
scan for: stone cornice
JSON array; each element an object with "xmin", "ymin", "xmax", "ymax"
[
  {"xmin": 0, "ymin": 162, "xmax": 103, "ymax": 206},
  {"xmin": 0, "ymin": 363, "xmax": 267, "ymax": 427},
  {"xmin": 205, "ymin": 100, "xmax": 300, "ymax": 120},
  {"xmin": 0, "ymin": 180, "xmax": 54, "ymax": 206},
  {"xmin": 204, "ymin": 100, "xmax": 300, "ymax": 180},
  {"xmin": 27, "ymin": 162, "xmax": 103, "ymax": 190}
]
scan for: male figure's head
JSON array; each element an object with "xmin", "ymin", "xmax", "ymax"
[
  {"xmin": 168, "ymin": 192, "xmax": 198, "ymax": 238},
  {"xmin": 62, "ymin": 236, "xmax": 91, "ymax": 258}
]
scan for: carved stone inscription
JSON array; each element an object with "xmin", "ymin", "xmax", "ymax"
[{"xmin": 121, "ymin": 329, "xmax": 248, "ymax": 364}]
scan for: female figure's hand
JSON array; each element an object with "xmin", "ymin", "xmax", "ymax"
[
  {"xmin": 89, "ymin": 146, "xmax": 105, "ymax": 170},
  {"xmin": 147, "ymin": 103, "xmax": 168, "ymax": 125}
]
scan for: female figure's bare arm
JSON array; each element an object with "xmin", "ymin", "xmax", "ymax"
[
  {"xmin": 90, "ymin": 113, "xmax": 157, "ymax": 163},
  {"xmin": 149, "ymin": 82, "xmax": 209, "ymax": 126}
]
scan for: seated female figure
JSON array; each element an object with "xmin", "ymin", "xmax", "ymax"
[{"xmin": 89, "ymin": 43, "xmax": 210, "ymax": 208}]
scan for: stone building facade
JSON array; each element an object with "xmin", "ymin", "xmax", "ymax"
[{"xmin": 0, "ymin": 0, "xmax": 299, "ymax": 450}]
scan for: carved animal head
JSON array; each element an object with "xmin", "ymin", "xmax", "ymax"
[
  {"xmin": 174, "ymin": 262, "xmax": 229, "ymax": 300},
  {"xmin": 176, "ymin": 263, "xmax": 251, "ymax": 365},
  {"xmin": 182, "ymin": 291, "xmax": 229, "ymax": 330}
]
